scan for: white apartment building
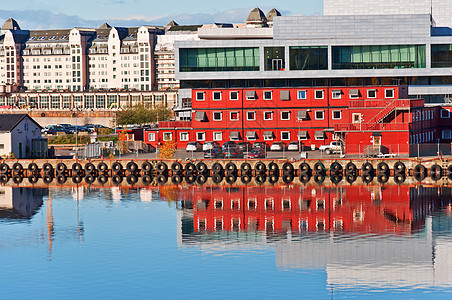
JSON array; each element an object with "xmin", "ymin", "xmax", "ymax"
[
  {"xmin": 155, "ymin": 24, "xmax": 200, "ymax": 90},
  {"xmin": 0, "ymin": 19, "xmax": 163, "ymax": 93}
]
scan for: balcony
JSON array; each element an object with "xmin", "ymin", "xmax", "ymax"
[
  {"xmin": 334, "ymin": 122, "xmax": 410, "ymax": 132},
  {"xmin": 158, "ymin": 121, "xmax": 191, "ymax": 129},
  {"xmin": 349, "ymin": 99, "xmax": 424, "ymax": 108}
]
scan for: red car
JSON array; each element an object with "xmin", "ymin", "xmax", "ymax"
[{"xmin": 248, "ymin": 148, "xmax": 266, "ymax": 158}]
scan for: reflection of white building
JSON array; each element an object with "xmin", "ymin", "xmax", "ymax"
[
  {"xmin": 0, "ymin": 186, "xmax": 45, "ymax": 218},
  {"xmin": 177, "ymin": 206, "xmax": 452, "ymax": 289},
  {"xmin": 276, "ymin": 216, "xmax": 452, "ymax": 289}
]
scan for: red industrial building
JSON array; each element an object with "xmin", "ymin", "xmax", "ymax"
[{"xmin": 124, "ymin": 85, "xmax": 452, "ymax": 156}]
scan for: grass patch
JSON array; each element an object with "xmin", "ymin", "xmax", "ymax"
[{"xmin": 48, "ymin": 135, "xmax": 91, "ymax": 144}]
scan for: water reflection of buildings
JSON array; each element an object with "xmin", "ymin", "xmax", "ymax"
[
  {"xmin": 0, "ymin": 186, "xmax": 46, "ymax": 219},
  {"xmin": 177, "ymin": 185, "xmax": 452, "ymax": 288}
]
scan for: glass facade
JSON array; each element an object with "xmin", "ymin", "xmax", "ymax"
[
  {"xmin": 179, "ymin": 47, "xmax": 259, "ymax": 72},
  {"xmin": 289, "ymin": 46, "xmax": 328, "ymax": 70},
  {"xmin": 264, "ymin": 47, "xmax": 285, "ymax": 71},
  {"xmin": 332, "ymin": 45, "xmax": 426, "ymax": 69},
  {"xmin": 431, "ymin": 44, "xmax": 452, "ymax": 68}
]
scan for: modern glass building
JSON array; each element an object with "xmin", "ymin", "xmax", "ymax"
[{"xmin": 175, "ymin": 14, "xmax": 452, "ymax": 104}]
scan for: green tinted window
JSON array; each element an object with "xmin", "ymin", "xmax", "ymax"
[
  {"xmin": 332, "ymin": 45, "xmax": 426, "ymax": 69},
  {"xmin": 432, "ymin": 44, "xmax": 452, "ymax": 68},
  {"xmin": 180, "ymin": 47, "xmax": 259, "ymax": 72},
  {"xmin": 289, "ymin": 46, "xmax": 327, "ymax": 70}
]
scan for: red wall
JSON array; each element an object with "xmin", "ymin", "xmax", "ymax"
[{"xmin": 191, "ymin": 86, "xmax": 405, "ymax": 148}]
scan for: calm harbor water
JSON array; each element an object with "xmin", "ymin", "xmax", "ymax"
[{"xmin": 1, "ymin": 184, "xmax": 452, "ymax": 299}]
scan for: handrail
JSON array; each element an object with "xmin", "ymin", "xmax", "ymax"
[{"xmin": 334, "ymin": 123, "xmax": 410, "ymax": 131}]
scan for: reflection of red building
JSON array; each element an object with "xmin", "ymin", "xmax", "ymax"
[{"xmin": 184, "ymin": 185, "xmax": 415, "ymax": 234}]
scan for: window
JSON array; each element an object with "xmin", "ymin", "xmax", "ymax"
[
  {"xmin": 0, "ymin": 144, "xmax": 4, "ymax": 149},
  {"xmin": 230, "ymin": 91, "xmax": 239, "ymax": 100},
  {"xmin": 264, "ymin": 111, "xmax": 273, "ymax": 120},
  {"xmin": 297, "ymin": 90, "xmax": 307, "ymax": 99},
  {"xmin": 196, "ymin": 92, "xmax": 205, "ymax": 101},
  {"xmin": 315, "ymin": 111, "xmax": 324, "ymax": 120},
  {"xmin": 213, "ymin": 132, "xmax": 222, "ymax": 141},
  {"xmin": 197, "ymin": 132, "xmax": 206, "ymax": 141},
  {"xmin": 352, "ymin": 113, "xmax": 362, "ymax": 123},
  {"xmin": 441, "ymin": 109, "xmax": 450, "ymax": 118},
  {"xmin": 180, "ymin": 132, "xmax": 189, "ymax": 141},
  {"xmin": 247, "ymin": 111, "xmax": 256, "ymax": 120},
  {"xmin": 230, "ymin": 111, "xmax": 239, "ymax": 121},
  {"xmin": 280, "ymin": 111, "xmax": 290, "ymax": 120},
  {"xmin": 213, "ymin": 91, "xmax": 222, "ymax": 101},
  {"xmin": 367, "ymin": 89, "xmax": 377, "ymax": 98},
  {"xmin": 264, "ymin": 91, "xmax": 272, "ymax": 100},
  {"xmin": 385, "ymin": 88, "xmax": 394, "ymax": 98},
  {"xmin": 213, "ymin": 111, "xmax": 222, "ymax": 121},
  {"xmin": 163, "ymin": 132, "xmax": 173, "ymax": 141},
  {"xmin": 332, "ymin": 90, "xmax": 342, "ymax": 99},
  {"xmin": 289, "ymin": 46, "xmax": 328, "ymax": 70},
  {"xmin": 281, "ymin": 131, "xmax": 290, "ymax": 140},
  {"xmin": 179, "ymin": 47, "xmax": 260, "ymax": 72},
  {"xmin": 443, "ymin": 130, "xmax": 451, "ymax": 139},
  {"xmin": 349, "ymin": 89, "xmax": 360, "ymax": 99},
  {"xmin": 315, "ymin": 90, "xmax": 324, "ymax": 99},
  {"xmin": 332, "ymin": 110, "xmax": 342, "ymax": 120}
]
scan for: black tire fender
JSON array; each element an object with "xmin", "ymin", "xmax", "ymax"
[
  {"xmin": 56, "ymin": 174, "xmax": 67, "ymax": 185},
  {"xmin": 126, "ymin": 174, "xmax": 138, "ymax": 185},
  {"xmin": 171, "ymin": 174, "xmax": 183, "ymax": 184},
  {"xmin": 171, "ymin": 162, "xmax": 183, "ymax": 173},
  {"xmin": 72, "ymin": 174, "xmax": 83, "ymax": 184},
  {"xmin": 126, "ymin": 162, "xmax": 138, "ymax": 173}
]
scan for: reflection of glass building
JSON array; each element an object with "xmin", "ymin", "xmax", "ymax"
[
  {"xmin": 0, "ymin": 187, "xmax": 46, "ymax": 219},
  {"xmin": 177, "ymin": 185, "xmax": 452, "ymax": 288}
]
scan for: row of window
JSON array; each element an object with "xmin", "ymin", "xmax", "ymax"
[
  {"xmin": 154, "ymin": 131, "xmax": 325, "ymax": 142},
  {"xmin": 409, "ymin": 130, "xmax": 452, "ymax": 144},
  {"xmin": 195, "ymin": 88, "xmax": 395, "ymax": 101},
  {"xmin": 196, "ymin": 197, "xmax": 332, "ymax": 211},
  {"xmin": 196, "ymin": 218, "xmax": 341, "ymax": 232}
]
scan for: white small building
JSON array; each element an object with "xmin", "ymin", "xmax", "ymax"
[{"xmin": 0, "ymin": 114, "xmax": 42, "ymax": 158}]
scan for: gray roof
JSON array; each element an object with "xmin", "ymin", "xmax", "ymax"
[
  {"xmin": 266, "ymin": 8, "xmax": 282, "ymax": 22},
  {"xmin": 26, "ymin": 29, "xmax": 71, "ymax": 43},
  {"xmin": 166, "ymin": 20, "xmax": 179, "ymax": 27},
  {"xmin": 0, "ymin": 114, "xmax": 41, "ymax": 132},
  {"xmin": 2, "ymin": 18, "xmax": 20, "ymax": 30},
  {"xmin": 247, "ymin": 7, "xmax": 267, "ymax": 22},
  {"xmin": 99, "ymin": 22, "xmax": 112, "ymax": 29}
]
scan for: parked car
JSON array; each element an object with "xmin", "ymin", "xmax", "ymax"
[
  {"xmin": 248, "ymin": 148, "xmax": 266, "ymax": 159},
  {"xmin": 319, "ymin": 141, "xmax": 343, "ymax": 154},
  {"xmin": 203, "ymin": 141, "xmax": 221, "ymax": 151},
  {"xmin": 204, "ymin": 147, "xmax": 224, "ymax": 159},
  {"xmin": 252, "ymin": 142, "xmax": 270, "ymax": 150},
  {"xmin": 42, "ymin": 125, "xmax": 65, "ymax": 135},
  {"xmin": 270, "ymin": 141, "xmax": 287, "ymax": 151},
  {"xmin": 237, "ymin": 141, "xmax": 252, "ymax": 152},
  {"xmin": 222, "ymin": 141, "xmax": 237, "ymax": 151},
  {"xmin": 288, "ymin": 141, "xmax": 301, "ymax": 151},
  {"xmin": 224, "ymin": 147, "xmax": 244, "ymax": 158},
  {"xmin": 186, "ymin": 141, "xmax": 203, "ymax": 152}
]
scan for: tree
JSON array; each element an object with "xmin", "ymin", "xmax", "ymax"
[
  {"xmin": 116, "ymin": 103, "xmax": 172, "ymax": 125},
  {"xmin": 158, "ymin": 140, "xmax": 176, "ymax": 159}
]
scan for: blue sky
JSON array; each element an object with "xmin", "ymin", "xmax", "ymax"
[{"xmin": 0, "ymin": 0, "xmax": 323, "ymax": 29}]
